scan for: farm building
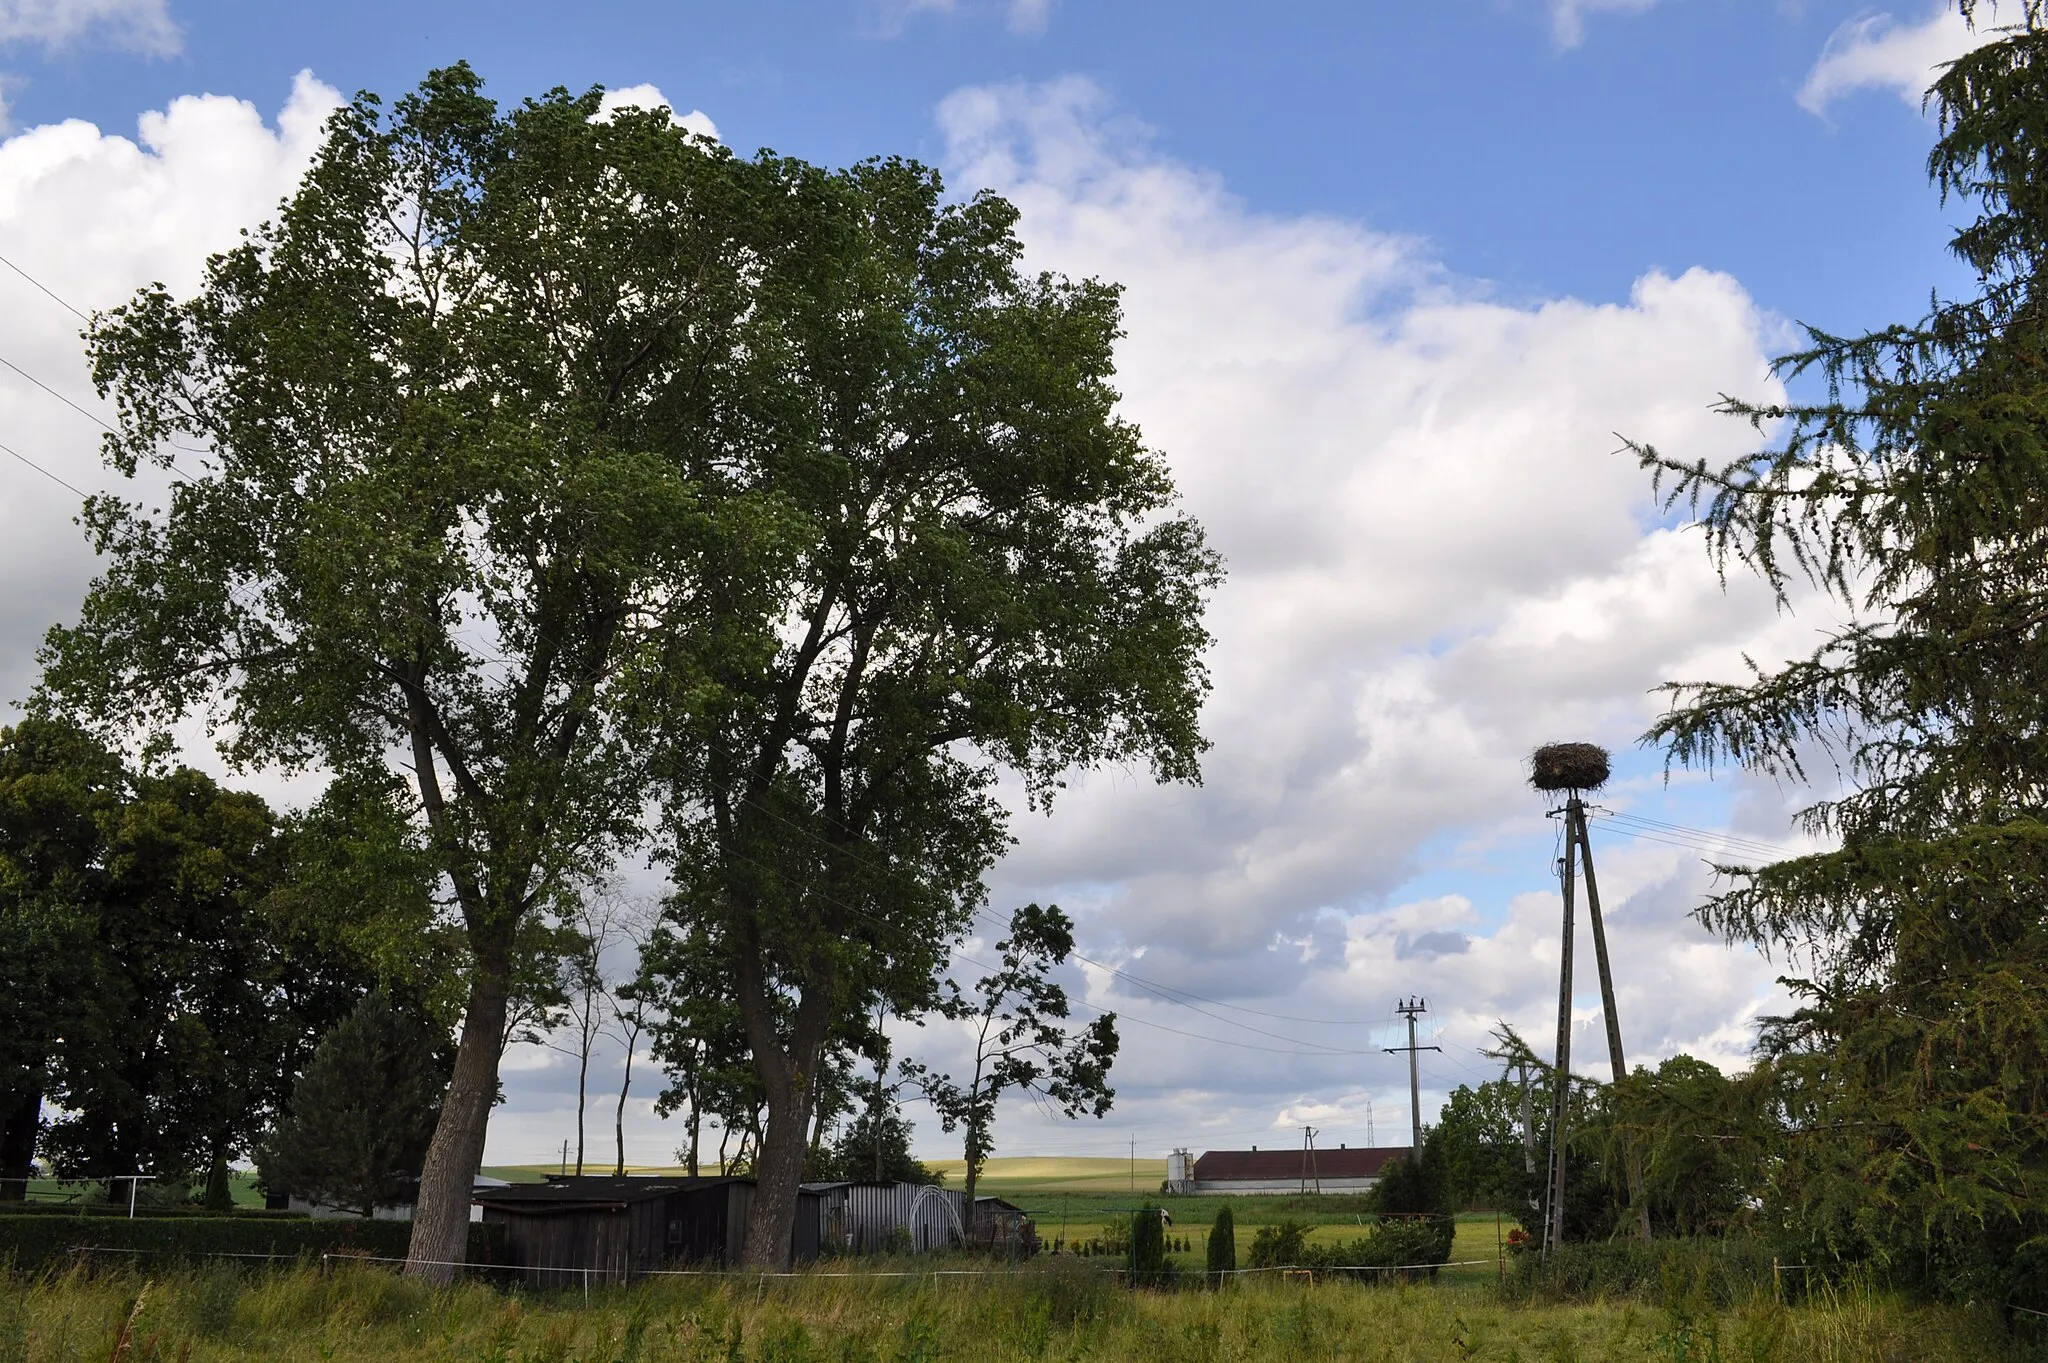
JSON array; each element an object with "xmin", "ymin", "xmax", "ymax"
[
  {"xmin": 804, "ymin": 1182, "xmax": 1034, "ymax": 1255},
  {"xmin": 474, "ymin": 1175, "xmax": 821, "ymax": 1285},
  {"xmin": 1172, "ymin": 1145, "xmax": 1409, "ymax": 1194}
]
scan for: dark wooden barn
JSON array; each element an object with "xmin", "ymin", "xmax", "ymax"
[{"xmin": 474, "ymin": 1176, "xmax": 821, "ymax": 1286}]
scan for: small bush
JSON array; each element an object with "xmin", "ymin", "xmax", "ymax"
[
  {"xmin": 1131, "ymin": 1208, "xmax": 1171, "ymax": 1287},
  {"xmin": 1205, "ymin": 1206, "xmax": 1235, "ymax": 1284},
  {"xmin": 1506, "ymin": 1237, "xmax": 1779, "ymax": 1305}
]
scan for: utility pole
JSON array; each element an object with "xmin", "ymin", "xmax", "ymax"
[
  {"xmin": 1300, "ymin": 1125, "xmax": 1321, "ymax": 1194},
  {"xmin": 1545, "ymin": 827, "xmax": 1577, "ymax": 1253},
  {"xmin": 1567, "ymin": 794, "xmax": 1652, "ymax": 1241},
  {"xmin": 1384, "ymin": 998, "xmax": 1441, "ymax": 1167},
  {"xmin": 1129, "ymin": 1134, "xmax": 1135, "ymax": 1195}
]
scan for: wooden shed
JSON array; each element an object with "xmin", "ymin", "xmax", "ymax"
[{"xmin": 475, "ymin": 1176, "xmax": 820, "ymax": 1285}]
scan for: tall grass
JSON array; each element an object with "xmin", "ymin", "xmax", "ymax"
[{"xmin": 0, "ymin": 1257, "xmax": 2038, "ymax": 1362}]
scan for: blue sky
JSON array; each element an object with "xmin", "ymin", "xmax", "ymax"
[
  {"xmin": 0, "ymin": 0, "xmax": 1989, "ymax": 1165},
  {"xmin": 3, "ymin": 1, "xmax": 1974, "ymax": 323}
]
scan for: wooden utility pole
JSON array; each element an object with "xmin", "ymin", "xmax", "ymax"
[
  {"xmin": 1544, "ymin": 830, "xmax": 1577, "ymax": 1253},
  {"xmin": 1301, "ymin": 1125, "xmax": 1321, "ymax": 1194},
  {"xmin": 1568, "ymin": 794, "xmax": 1652, "ymax": 1241},
  {"xmin": 1385, "ymin": 998, "xmax": 1441, "ymax": 1167}
]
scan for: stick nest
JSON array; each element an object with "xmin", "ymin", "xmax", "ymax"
[{"xmin": 1530, "ymin": 742, "xmax": 1611, "ymax": 793}]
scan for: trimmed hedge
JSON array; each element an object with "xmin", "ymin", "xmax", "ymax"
[
  {"xmin": 0, "ymin": 1214, "xmax": 502, "ymax": 1272},
  {"xmin": 0, "ymin": 1203, "xmax": 302, "ymax": 1219}
]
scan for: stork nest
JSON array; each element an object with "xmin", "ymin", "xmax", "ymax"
[{"xmin": 1530, "ymin": 742, "xmax": 1611, "ymax": 793}]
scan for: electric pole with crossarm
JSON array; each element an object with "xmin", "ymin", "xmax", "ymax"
[{"xmin": 1384, "ymin": 997, "xmax": 1441, "ymax": 1166}]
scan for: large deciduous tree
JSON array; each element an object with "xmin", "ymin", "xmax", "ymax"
[
  {"xmin": 1632, "ymin": 6, "xmax": 2048, "ymax": 1310},
  {"xmin": 1, "ymin": 720, "xmax": 372, "ymax": 1203},
  {"xmin": 643, "ymin": 147, "xmax": 1214, "ymax": 1262},
  {"xmin": 0, "ymin": 719, "xmax": 124, "ymax": 1199},
  {"xmin": 50, "ymin": 67, "xmax": 759, "ymax": 1276}
]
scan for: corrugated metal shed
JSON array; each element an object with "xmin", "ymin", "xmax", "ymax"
[{"xmin": 804, "ymin": 1181, "xmax": 966, "ymax": 1254}]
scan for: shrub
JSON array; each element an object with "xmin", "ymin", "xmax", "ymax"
[
  {"xmin": 1205, "ymin": 1205, "xmax": 1235, "ymax": 1283},
  {"xmin": 1245, "ymin": 1220, "xmax": 1309, "ymax": 1269},
  {"xmin": 1505, "ymin": 1237, "xmax": 1778, "ymax": 1305},
  {"xmin": 1130, "ymin": 1207, "xmax": 1170, "ymax": 1286}
]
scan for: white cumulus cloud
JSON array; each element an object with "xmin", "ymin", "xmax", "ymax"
[
  {"xmin": 0, "ymin": 0, "xmax": 178, "ymax": 55},
  {"xmin": 0, "ymin": 67, "xmax": 1832, "ymax": 1167},
  {"xmin": 595, "ymin": 83, "xmax": 719, "ymax": 142},
  {"xmin": 918, "ymin": 77, "xmax": 1817, "ymax": 1163},
  {"xmin": 1798, "ymin": 2, "xmax": 2000, "ymax": 115}
]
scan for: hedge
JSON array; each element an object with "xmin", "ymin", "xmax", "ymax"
[
  {"xmin": 0, "ymin": 1214, "xmax": 503, "ymax": 1272},
  {"xmin": 1503, "ymin": 1237, "xmax": 1781, "ymax": 1305},
  {"xmin": 0, "ymin": 1203, "xmax": 302, "ymax": 1219}
]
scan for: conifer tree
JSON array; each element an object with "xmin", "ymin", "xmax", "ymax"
[
  {"xmin": 1634, "ymin": 4, "xmax": 2048, "ymax": 1309},
  {"xmin": 1205, "ymin": 1203, "xmax": 1236, "ymax": 1284},
  {"xmin": 256, "ymin": 993, "xmax": 450, "ymax": 1218}
]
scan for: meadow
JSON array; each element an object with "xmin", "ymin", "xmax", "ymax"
[{"xmin": 3, "ymin": 1257, "xmax": 2037, "ymax": 1363}]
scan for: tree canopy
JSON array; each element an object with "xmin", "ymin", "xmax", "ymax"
[
  {"xmin": 1632, "ymin": 13, "xmax": 2048, "ymax": 1310},
  {"xmin": 55, "ymin": 61, "xmax": 1214, "ymax": 1270}
]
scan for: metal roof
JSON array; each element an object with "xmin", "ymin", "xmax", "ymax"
[
  {"xmin": 1189, "ymin": 1147, "xmax": 1406, "ymax": 1181},
  {"xmin": 473, "ymin": 1175, "xmax": 737, "ymax": 1209}
]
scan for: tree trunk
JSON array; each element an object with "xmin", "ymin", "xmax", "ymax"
[
  {"xmin": 0, "ymin": 1084, "xmax": 40, "ymax": 1202},
  {"xmin": 202, "ymin": 1137, "xmax": 233, "ymax": 1211},
  {"xmin": 614, "ymin": 1036, "xmax": 633, "ymax": 1177},
  {"xmin": 575, "ymin": 1040, "xmax": 589, "ymax": 1176},
  {"xmin": 405, "ymin": 959, "xmax": 510, "ymax": 1282},
  {"xmin": 740, "ymin": 1081, "xmax": 812, "ymax": 1267},
  {"xmin": 685, "ymin": 1095, "xmax": 700, "ymax": 1177}
]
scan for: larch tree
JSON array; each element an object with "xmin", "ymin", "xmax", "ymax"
[{"xmin": 1632, "ymin": 3, "xmax": 2048, "ymax": 1309}]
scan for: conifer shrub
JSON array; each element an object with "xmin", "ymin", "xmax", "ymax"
[{"xmin": 1205, "ymin": 1204, "xmax": 1236, "ymax": 1284}]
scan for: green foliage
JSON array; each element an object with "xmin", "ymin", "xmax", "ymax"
[
  {"xmin": 54, "ymin": 53, "xmax": 1215, "ymax": 1270},
  {"xmin": 1205, "ymin": 1204, "xmax": 1235, "ymax": 1282},
  {"xmin": 1128, "ymin": 1208, "xmax": 1169, "ymax": 1287},
  {"xmin": 903, "ymin": 906, "xmax": 1119, "ymax": 1206},
  {"xmin": 1629, "ymin": 17, "xmax": 2048, "ymax": 1312},
  {"xmin": 822, "ymin": 1109, "xmax": 942, "ymax": 1187},
  {"xmin": 1432, "ymin": 1079, "xmax": 1537, "ymax": 1212},
  {"xmin": 254, "ymin": 992, "xmax": 451, "ymax": 1216},
  {"xmin": 0, "ymin": 720, "xmax": 373, "ymax": 1197},
  {"xmin": 1244, "ymin": 1220, "xmax": 1309, "ymax": 1269},
  {"xmin": 1504, "ymin": 1238, "xmax": 1780, "ymax": 1308},
  {"xmin": 0, "ymin": 1212, "xmax": 489, "ymax": 1270}
]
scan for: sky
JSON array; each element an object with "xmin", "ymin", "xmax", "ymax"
[{"xmin": 0, "ymin": 0, "xmax": 2003, "ymax": 1171}]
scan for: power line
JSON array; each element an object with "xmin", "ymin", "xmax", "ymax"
[
  {"xmin": 0, "ymin": 436, "xmax": 89, "ymax": 498},
  {"xmin": 0, "ymin": 351, "xmax": 116, "ymax": 433},
  {"xmin": 0, "ymin": 248, "xmax": 90, "ymax": 321}
]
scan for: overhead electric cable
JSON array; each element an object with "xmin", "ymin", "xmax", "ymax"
[
  {"xmin": 0, "ymin": 437, "xmax": 88, "ymax": 497},
  {"xmin": 0, "ymin": 248, "xmax": 90, "ymax": 320}
]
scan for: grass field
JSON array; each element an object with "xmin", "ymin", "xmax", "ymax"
[{"xmin": 4, "ymin": 1258, "xmax": 2035, "ymax": 1362}]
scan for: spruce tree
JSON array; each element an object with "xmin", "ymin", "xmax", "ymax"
[
  {"xmin": 256, "ymin": 993, "xmax": 449, "ymax": 1217},
  {"xmin": 1634, "ymin": 5, "xmax": 2048, "ymax": 1309}
]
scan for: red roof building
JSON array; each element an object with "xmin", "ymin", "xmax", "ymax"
[{"xmin": 1181, "ymin": 1145, "xmax": 1408, "ymax": 1193}]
